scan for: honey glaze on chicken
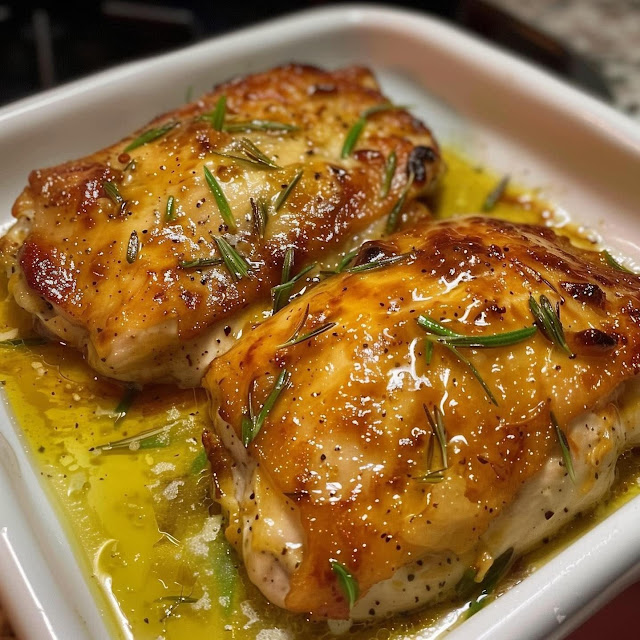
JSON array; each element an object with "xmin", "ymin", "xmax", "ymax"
[
  {"xmin": 2, "ymin": 65, "xmax": 441, "ymax": 386},
  {"xmin": 203, "ymin": 215, "xmax": 640, "ymax": 621}
]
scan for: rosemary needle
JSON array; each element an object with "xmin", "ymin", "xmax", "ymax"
[
  {"xmin": 380, "ymin": 150, "xmax": 397, "ymax": 198},
  {"xmin": 551, "ymin": 411, "xmax": 576, "ymax": 483},
  {"xmin": 165, "ymin": 195, "xmax": 176, "ymax": 222},
  {"xmin": 203, "ymin": 166, "xmax": 236, "ymax": 232},
  {"xmin": 385, "ymin": 171, "xmax": 415, "ymax": 235},
  {"xmin": 103, "ymin": 181, "xmax": 123, "ymax": 204},
  {"xmin": 213, "ymin": 236, "xmax": 251, "ymax": 281},
  {"xmin": 529, "ymin": 294, "xmax": 574, "ymax": 357},
  {"xmin": 482, "ymin": 175, "xmax": 510, "ymax": 212},
  {"xmin": 330, "ymin": 560, "xmax": 359, "ymax": 609},
  {"xmin": 242, "ymin": 369, "xmax": 291, "ymax": 446},
  {"xmin": 124, "ymin": 121, "xmax": 176, "ymax": 153},
  {"xmin": 274, "ymin": 169, "xmax": 303, "ymax": 211}
]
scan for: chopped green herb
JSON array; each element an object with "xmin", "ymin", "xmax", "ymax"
[
  {"xmin": 603, "ymin": 249, "xmax": 635, "ymax": 274},
  {"xmin": 417, "ymin": 316, "xmax": 536, "ymax": 405},
  {"xmin": 0, "ymin": 337, "xmax": 47, "ymax": 348},
  {"xmin": 341, "ymin": 103, "xmax": 405, "ymax": 158},
  {"xmin": 165, "ymin": 195, "xmax": 176, "ymax": 222},
  {"xmin": 274, "ymin": 169, "xmax": 303, "ymax": 212},
  {"xmin": 124, "ymin": 121, "xmax": 176, "ymax": 153},
  {"xmin": 93, "ymin": 425, "xmax": 171, "ymax": 453},
  {"xmin": 190, "ymin": 449, "xmax": 208, "ymax": 475},
  {"xmin": 340, "ymin": 117, "xmax": 366, "ymax": 158},
  {"xmin": 159, "ymin": 596, "xmax": 198, "ymax": 604},
  {"xmin": 551, "ymin": 411, "xmax": 576, "ymax": 482},
  {"xmin": 330, "ymin": 560, "xmax": 359, "ymax": 609},
  {"xmin": 185, "ymin": 85, "xmax": 194, "ymax": 103},
  {"xmin": 426, "ymin": 326, "xmax": 538, "ymax": 349},
  {"xmin": 113, "ymin": 386, "xmax": 138, "ymax": 425},
  {"xmin": 385, "ymin": 171, "xmax": 415, "ymax": 234},
  {"xmin": 272, "ymin": 249, "xmax": 315, "ymax": 313},
  {"xmin": 238, "ymin": 137, "xmax": 281, "ymax": 169},
  {"xmin": 424, "ymin": 338, "xmax": 434, "ymax": 365},
  {"xmin": 380, "ymin": 150, "xmax": 397, "ymax": 198},
  {"xmin": 203, "ymin": 166, "xmax": 236, "ymax": 232},
  {"xmin": 250, "ymin": 197, "xmax": 269, "ymax": 237},
  {"xmin": 416, "ymin": 469, "xmax": 446, "ymax": 484},
  {"xmin": 345, "ymin": 252, "xmax": 412, "ymax": 274},
  {"xmin": 223, "ymin": 119, "xmax": 299, "ymax": 133},
  {"xmin": 211, "ymin": 95, "xmax": 226, "ymax": 131},
  {"xmin": 455, "ymin": 547, "xmax": 514, "ymax": 618},
  {"xmin": 126, "ymin": 230, "xmax": 139, "ymax": 263},
  {"xmin": 529, "ymin": 294, "xmax": 574, "ymax": 357},
  {"xmin": 242, "ymin": 369, "xmax": 291, "ymax": 446},
  {"xmin": 482, "ymin": 175, "xmax": 510, "ymax": 212},
  {"xmin": 103, "ymin": 180, "xmax": 123, "ymax": 204},
  {"xmin": 278, "ymin": 306, "xmax": 336, "ymax": 349},
  {"xmin": 319, "ymin": 248, "xmax": 359, "ymax": 277},
  {"xmin": 179, "ymin": 257, "xmax": 223, "ymax": 269},
  {"xmin": 213, "ymin": 236, "xmax": 251, "ymax": 281},
  {"xmin": 424, "ymin": 404, "xmax": 447, "ymax": 468}
]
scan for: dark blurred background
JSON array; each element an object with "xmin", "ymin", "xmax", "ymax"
[{"xmin": 0, "ymin": 0, "xmax": 621, "ymax": 108}]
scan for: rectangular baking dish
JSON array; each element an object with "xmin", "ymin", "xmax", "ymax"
[{"xmin": 1, "ymin": 4, "xmax": 640, "ymax": 639}]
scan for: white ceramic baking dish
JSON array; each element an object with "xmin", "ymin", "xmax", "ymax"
[{"xmin": 1, "ymin": 5, "xmax": 639, "ymax": 639}]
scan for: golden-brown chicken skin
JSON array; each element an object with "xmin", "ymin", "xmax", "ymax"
[
  {"xmin": 3, "ymin": 64, "xmax": 441, "ymax": 386},
  {"xmin": 203, "ymin": 216, "xmax": 640, "ymax": 620}
]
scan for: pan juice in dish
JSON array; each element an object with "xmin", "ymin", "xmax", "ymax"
[{"xmin": 3, "ymin": 147, "xmax": 640, "ymax": 639}]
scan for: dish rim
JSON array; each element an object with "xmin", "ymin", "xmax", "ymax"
[{"xmin": 0, "ymin": 4, "xmax": 639, "ymax": 639}]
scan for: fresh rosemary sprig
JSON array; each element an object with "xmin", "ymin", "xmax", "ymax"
[
  {"xmin": 204, "ymin": 166, "xmax": 236, "ymax": 232},
  {"xmin": 529, "ymin": 294, "xmax": 574, "ymax": 357},
  {"xmin": 103, "ymin": 180, "xmax": 123, "ymax": 204},
  {"xmin": 223, "ymin": 119, "xmax": 299, "ymax": 133},
  {"xmin": 417, "ymin": 315, "xmax": 536, "ymax": 405},
  {"xmin": 385, "ymin": 171, "xmax": 415, "ymax": 235},
  {"xmin": 124, "ymin": 121, "xmax": 176, "ymax": 153},
  {"xmin": 603, "ymin": 249, "xmax": 635, "ymax": 274},
  {"xmin": 341, "ymin": 103, "xmax": 404, "ymax": 158},
  {"xmin": 380, "ymin": 150, "xmax": 397, "ymax": 198},
  {"xmin": 93, "ymin": 424, "xmax": 171, "ymax": 454},
  {"xmin": 250, "ymin": 197, "xmax": 269, "ymax": 236},
  {"xmin": 213, "ymin": 236, "xmax": 251, "ymax": 281},
  {"xmin": 113, "ymin": 386, "xmax": 138, "ymax": 424},
  {"xmin": 330, "ymin": 560, "xmax": 359, "ymax": 609},
  {"xmin": 271, "ymin": 249, "xmax": 315, "ymax": 313},
  {"xmin": 126, "ymin": 230, "xmax": 139, "ymax": 263},
  {"xmin": 179, "ymin": 257, "xmax": 223, "ymax": 269},
  {"xmin": 345, "ymin": 252, "xmax": 412, "ymax": 274},
  {"xmin": 481, "ymin": 175, "xmax": 510, "ymax": 212},
  {"xmin": 274, "ymin": 169, "xmax": 303, "ymax": 211},
  {"xmin": 165, "ymin": 195, "xmax": 176, "ymax": 222},
  {"xmin": 241, "ymin": 369, "xmax": 291, "ymax": 446},
  {"xmin": 278, "ymin": 305, "xmax": 336, "ymax": 349},
  {"xmin": 0, "ymin": 337, "xmax": 47, "ymax": 348},
  {"xmin": 551, "ymin": 411, "xmax": 576, "ymax": 483}
]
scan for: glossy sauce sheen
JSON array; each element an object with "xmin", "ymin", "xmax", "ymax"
[
  {"xmin": 2, "ymin": 151, "xmax": 639, "ymax": 639},
  {"xmin": 4, "ymin": 65, "xmax": 441, "ymax": 386},
  {"xmin": 204, "ymin": 216, "xmax": 640, "ymax": 618}
]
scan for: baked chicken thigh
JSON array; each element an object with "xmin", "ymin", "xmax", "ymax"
[
  {"xmin": 203, "ymin": 216, "xmax": 640, "ymax": 620},
  {"xmin": 2, "ymin": 65, "xmax": 441, "ymax": 386}
]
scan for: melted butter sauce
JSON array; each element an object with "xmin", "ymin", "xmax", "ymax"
[{"xmin": 1, "ymin": 148, "xmax": 637, "ymax": 639}]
